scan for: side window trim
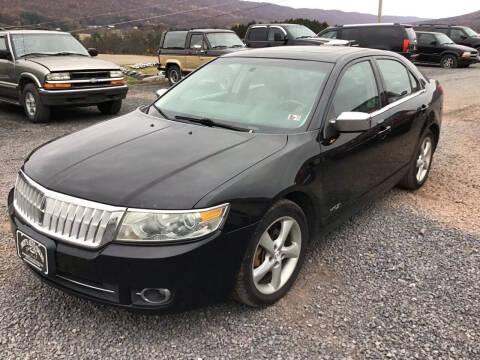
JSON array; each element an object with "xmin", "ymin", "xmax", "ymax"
[
  {"xmin": 323, "ymin": 57, "xmax": 382, "ymax": 125},
  {"xmin": 371, "ymin": 56, "xmax": 426, "ymax": 116}
]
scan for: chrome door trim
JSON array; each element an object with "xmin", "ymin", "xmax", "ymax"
[
  {"xmin": 0, "ymin": 80, "xmax": 17, "ymax": 88},
  {"xmin": 370, "ymin": 89, "xmax": 426, "ymax": 118}
]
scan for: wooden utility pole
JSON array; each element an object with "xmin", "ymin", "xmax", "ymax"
[{"xmin": 378, "ymin": 0, "xmax": 383, "ymax": 23}]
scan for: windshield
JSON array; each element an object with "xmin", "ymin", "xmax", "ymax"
[
  {"xmin": 285, "ymin": 25, "xmax": 318, "ymax": 39},
  {"xmin": 206, "ymin": 33, "xmax": 244, "ymax": 48},
  {"xmin": 152, "ymin": 57, "xmax": 332, "ymax": 133},
  {"xmin": 462, "ymin": 27, "xmax": 479, "ymax": 37},
  {"xmin": 436, "ymin": 33, "xmax": 454, "ymax": 45},
  {"xmin": 11, "ymin": 33, "xmax": 89, "ymax": 58}
]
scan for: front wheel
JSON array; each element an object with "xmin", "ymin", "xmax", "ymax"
[
  {"xmin": 233, "ymin": 199, "xmax": 308, "ymax": 307},
  {"xmin": 167, "ymin": 65, "xmax": 182, "ymax": 86},
  {"xmin": 398, "ymin": 130, "xmax": 435, "ymax": 190},
  {"xmin": 440, "ymin": 54, "xmax": 458, "ymax": 68},
  {"xmin": 22, "ymin": 83, "xmax": 51, "ymax": 123},
  {"xmin": 97, "ymin": 99, "xmax": 122, "ymax": 115}
]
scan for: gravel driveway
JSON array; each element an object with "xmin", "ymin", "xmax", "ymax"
[{"xmin": 0, "ymin": 65, "xmax": 479, "ymax": 359}]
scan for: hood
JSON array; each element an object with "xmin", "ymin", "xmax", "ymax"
[
  {"xmin": 26, "ymin": 55, "xmax": 119, "ymax": 72},
  {"xmin": 443, "ymin": 43, "xmax": 478, "ymax": 52},
  {"xmin": 23, "ymin": 109, "xmax": 287, "ymax": 209},
  {"xmin": 295, "ymin": 37, "xmax": 327, "ymax": 45}
]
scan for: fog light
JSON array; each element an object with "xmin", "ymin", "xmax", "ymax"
[{"xmin": 136, "ymin": 288, "xmax": 171, "ymax": 304}]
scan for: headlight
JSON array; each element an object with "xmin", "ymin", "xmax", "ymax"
[
  {"xmin": 116, "ymin": 204, "xmax": 229, "ymax": 242},
  {"xmin": 110, "ymin": 70, "xmax": 123, "ymax": 78},
  {"xmin": 46, "ymin": 72, "xmax": 70, "ymax": 81}
]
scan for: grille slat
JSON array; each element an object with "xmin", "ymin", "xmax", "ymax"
[{"xmin": 13, "ymin": 173, "xmax": 125, "ymax": 249}]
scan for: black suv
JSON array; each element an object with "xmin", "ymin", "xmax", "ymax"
[
  {"xmin": 415, "ymin": 31, "xmax": 478, "ymax": 68},
  {"xmin": 318, "ymin": 23, "xmax": 417, "ymax": 58},
  {"xmin": 414, "ymin": 24, "xmax": 480, "ymax": 50},
  {"xmin": 244, "ymin": 23, "xmax": 349, "ymax": 48}
]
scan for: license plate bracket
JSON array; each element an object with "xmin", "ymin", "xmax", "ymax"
[{"xmin": 16, "ymin": 230, "xmax": 54, "ymax": 275}]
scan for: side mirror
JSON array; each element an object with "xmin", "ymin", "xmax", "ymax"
[
  {"xmin": 156, "ymin": 88, "xmax": 168, "ymax": 98},
  {"xmin": 88, "ymin": 48, "xmax": 98, "ymax": 57},
  {"xmin": 430, "ymin": 40, "xmax": 437, "ymax": 46},
  {"xmin": 0, "ymin": 49, "xmax": 12, "ymax": 60},
  {"xmin": 461, "ymin": 35, "xmax": 467, "ymax": 40},
  {"xmin": 192, "ymin": 44, "xmax": 202, "ymax": 50},
  {"xmin": 330, "ymin": 112, "xmax": 371, "ymax": 132}
]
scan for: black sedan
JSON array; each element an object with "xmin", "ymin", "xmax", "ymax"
[{"xmin": 8, "ymin": 46, "xmax": 443, "ymax": 310}]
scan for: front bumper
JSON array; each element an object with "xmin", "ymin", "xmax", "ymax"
[
  {"xmin": 38, "ymin": 85, "xmax": 128, "ymax": 106},
  {"xmin": 7, "ymin": 189, "xmax": 255, "ymax": 311}
]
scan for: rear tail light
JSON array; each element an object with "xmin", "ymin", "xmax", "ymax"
[
  {"xmin": 402, "ymin": 39, "xmax": 410, "ymax": 53},
  {"xmin": 437, "ymin": 84, "xmax": 444, "ymax": 94}
]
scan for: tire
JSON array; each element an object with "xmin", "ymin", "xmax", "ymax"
[
  {"xmin": 398, "ymin": 129, "xmax": 435, "ymax": 190},
  {"xmin": 440, "ymin": 54, "xmax": 458, "ymax": 68},
  {"xmin": 97, "ymin": 99, "xmax": 122, "ymax": 115},
  {"xmin": 22, "ymin": 83, "xmax": 51, "ymax": 123},
  {"xmin": 166, "ymin": 65, "xmax": 182, "ymax": 86},
  {"xmin": 233, "ymin": 199, "xmax": 309, "ymax": 307}
]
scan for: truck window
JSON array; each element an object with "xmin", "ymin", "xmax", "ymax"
[
  {"xmin": 248, "ymin": 27, "xmax": 267, "ymax": 41},
  {"xmin": 163, "ymin": 31, "xmax": 188, "ymax": 49},
  {"xmin": 189, "ymin": 34, "xmax": 204, "ymax": 49}
]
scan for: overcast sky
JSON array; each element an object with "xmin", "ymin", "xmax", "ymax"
[{"xmin": 249, "ymin": 0, "xmax": 479, "ymax": 19}]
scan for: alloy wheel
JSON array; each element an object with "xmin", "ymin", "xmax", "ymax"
[
  {"xmin": 169, "ymin": 69, "xmax": 180, "ymax": 83},
  {"xmin": 442, "ymin": 57, "xmax": 454, "ymax": 68},
  {"xmin": 416, "ymin": 137, "xmax": 432, "ymax": 183},
  {"xmin": 25, "ymin": 91, "xmax": 36, "ymax": 117},
  {"xmin": 252, "ymin": 216, "xmax": 302, "ymax": 295}
]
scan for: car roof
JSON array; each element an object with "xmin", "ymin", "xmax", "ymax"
[
  {"xmin": 416, "ymin": 31, "xmax": 443, "ymax": 35},
  {"xmin": 3, "ymin": 30, "xmax": 68, "ymax": 35},
  {"xmin": 223, "ymin": 45, "xmax": 395, "ymax": 63},
  {"xmin": 190, "ymin": 29, "xmax": 234, "ymax": 33}
]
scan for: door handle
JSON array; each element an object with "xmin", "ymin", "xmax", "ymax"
[
  {"xmin": 377, "ymin": 125, "xmax": 392, "ymax": 137},
  {"xmin": 419, "ymin": 104, "xmax": 428, "ymax": 111}
]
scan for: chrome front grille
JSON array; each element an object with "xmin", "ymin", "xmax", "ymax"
[{"xmin": 14, "ymin": 172, "xmax": 126, "ymax": 249}]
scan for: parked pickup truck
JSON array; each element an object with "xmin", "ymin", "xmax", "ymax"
[
  {"xmin": 0, "ymin": 29, "xmax": 128, "ymax": 123},
  {"xmin": 157, "ymin": 29, "xmax": 245, "ymax": 85}
]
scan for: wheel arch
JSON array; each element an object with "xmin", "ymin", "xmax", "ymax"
[
  {"xmin": 282, "ymin": 190, "xmax": 319, "ymax": 238},
  {"xmin": 440, "ymin": 51, "xmax": 460, "ymax": 59},
  {"xmin": 19, "ymin": 73, "xmax": 42, "ymax": 88}
]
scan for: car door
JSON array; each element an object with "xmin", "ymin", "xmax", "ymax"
[
  {"xmin": 373, "ymin": 57, "xmax": 428, "ymax": 172},
  {"xmin": 186, "ymin": 33, "xmax": 206, "ymax": 71},
  {"xmin": 246, "ymin": 26, "xmax": 268, "ymax": 48},
  {"xmin": 267, "ymin": 26, "xmax": 287, "ymax": 47},
  {"xmin": 318, "ymin": 58, "xmax": 394, "ymax": 219},
  {"xmin": 449, "ymin": 28, "xmax": 468, "ymax": 45},
  {"xmin": 417, "ymin": 33, "xmax": 438, "ymax": 62},
  {"xmin": 0, "ymin": 34, "xmax": 16, "ymax": 99}
]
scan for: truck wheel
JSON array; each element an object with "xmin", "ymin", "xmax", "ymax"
[
  {"xmin": 440, "ymin": 54, "xmax": 457, "ymax": 68},
  {"xmin": 167, "ymin": 65, "xmax": 182, "ymax": 86},
  {"xmin": 22, "ymin": 83, "xmax": 51, "ymax": 123},
  {"xmin": 97, "ymin": 100, "xmax": 122, "ymax": 115}
]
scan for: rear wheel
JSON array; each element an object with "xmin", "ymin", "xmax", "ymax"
[
  {"xmin": 22, "ymin": 83, "xmax": 51, "ymax": 123},
  {"xmin": 97, "ymin": 99, "xmax": 122, "ymax": 115},
  {"xmin": 399, "ymin": 129, "xmax": 435, "ymax": 190},
  {"xmin": 440, "ymin": 54, "xmax": 458, "ymax": 68},
  {"xmin": 233, "ymin": 199, "xmax": 308, "ymax": 307},
  {"xmin": 167, "ymin": 65, "xmax": 182, "ymax": 86}
]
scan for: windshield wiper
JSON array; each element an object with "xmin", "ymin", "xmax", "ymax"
[
  {"xmin": 230, "ymin": 44, "xmax": 244, "ymax": 48},
  {"xmin": 296, "ymin": 35, "xmax": 316, "ymax": 39},
  {"xmin": 19, "ymin": 52, "xmax": 50, "ymax": 58},
  {"xmin": 212, "ymin": 45, "xmax": 227, "ymax": 49},
  {"xmin": 174, "ymin": 115, "xmax": 251, "ymax": 132},
  {"xmin": 51, "ymin": 52, "xmax": 88, "ymax": 56}
]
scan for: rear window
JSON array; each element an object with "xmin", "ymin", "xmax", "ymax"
[
  {"xmin": 377, "ymin": 59, "xmax": 413, "ymax": 103},
  {"xmin": 248, "ymin": 27, "xmax": 267, "ymax": 41},
  {"xmin": 163, "ymin": 31, "xmax": 188, "ymax": 49},
  {"xmin": 341, "ymin": 26, "xmax": 403, "ymax": 50}
]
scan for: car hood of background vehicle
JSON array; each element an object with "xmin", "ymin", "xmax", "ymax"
[
  {"xmin": 443, "ymin": 43, "xmax": 478, "ymax": 53},
  {"xmin": 23, "ymin": 109, "xmax": 287, "ymax": 209},
  {"xmin": 26, "ymin": 56, "xmax": 119, "ymax": 72}
]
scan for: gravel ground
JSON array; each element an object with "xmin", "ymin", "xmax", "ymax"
[{"xmin": 0, "ymin": 64, "xmax": 479, "ymax": 359}]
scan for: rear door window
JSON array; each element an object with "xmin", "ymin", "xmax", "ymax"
[
  {"xmin": 248, "ymin": 27, "xmax": 268, "ymax": 41},
  {"xmin": 0, "ymin": 36, "xmax": 7, "ymax": 51},
  {"xmin": 331, "ymin": 61, "xmax": 380, "ymax": 116},
  {"xmin": 377, "ymin": 59, "xmax": 413, "ymax": 103},
  {"xmin": 163, "ymin": 31, "xmax": 188, "ymax": 49}
]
